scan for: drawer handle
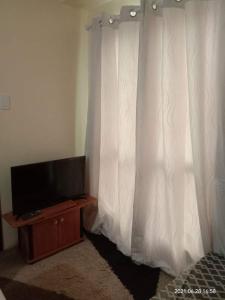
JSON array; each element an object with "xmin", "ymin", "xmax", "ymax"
[
  {"xmin": 54, "ymin": 220, "xmax": 58, "ymax": 225},
  {"xmin": 60, "ymin": 218, "xmax": 64, "ymax": 223}
]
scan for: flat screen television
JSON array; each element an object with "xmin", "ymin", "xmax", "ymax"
[{"xmin": 11, "ymin": 156, "xmax": 86, "ymax": 217}]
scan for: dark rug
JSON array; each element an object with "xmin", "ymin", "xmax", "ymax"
[
  {"xmin": 0, "ymin": 277, "xmax": 73, "ymax": 300},
  {"xmin": 86, "ymin": 231, "xmax": 160, "ymax": 300}
]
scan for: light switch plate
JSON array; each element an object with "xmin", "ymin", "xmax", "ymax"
[{"xmin": 0, "ymin": 95, "xmax": 11, "ymax": 110}]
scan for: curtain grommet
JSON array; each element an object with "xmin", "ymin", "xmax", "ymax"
[
  {"xmin": 152, "ymin": 2, "xmax": 158, "ymax": 11},
  {"xmin": 108, "ymin": 17, "xmax": 114, "ymax": 24},
  {"xmin": 130, "ymin": 10, "xmax": 137, "ymax": 17}
]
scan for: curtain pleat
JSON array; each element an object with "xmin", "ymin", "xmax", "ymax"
[{"xmin": 86, "ymin": 0, "xmax": 225, "ymax": 276}]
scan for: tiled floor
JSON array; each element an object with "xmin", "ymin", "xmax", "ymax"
[{"xmin": 153, "ymin": 253, "xmax": 225, "ymax": 299}]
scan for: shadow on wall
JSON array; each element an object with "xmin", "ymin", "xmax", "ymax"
[{"xmin": 0, "ymin": 196, "xmax": 3, "ymax": 251}]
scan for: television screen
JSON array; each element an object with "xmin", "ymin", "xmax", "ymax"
[{"xmin": 11, "ymin": 156, "xmax": 85, "ymax": 216}]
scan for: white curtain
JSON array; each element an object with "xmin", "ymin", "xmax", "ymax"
[
  {"xmin": 86, "ymin": 0, "xmax": 225, "ymax": 276},
  {"xmin": 86, "ymin": 8, "xmax": 140, "ymax": 256}
]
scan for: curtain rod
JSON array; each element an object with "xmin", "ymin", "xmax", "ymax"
[
  {"xmin": 86, "ymin": 0, "xmax": 189, "ymax": 31},
  {"xmin": 86, "ymin": 6, "xmax": 142, "ymax": 31}
]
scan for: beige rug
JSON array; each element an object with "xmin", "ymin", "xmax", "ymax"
[
  {"xmin": 0, "ymin": 239, "xmax": 172, "ymax": 299},
  {"xmin": 29, "ymin": 262, "xmax": 132, "ymax": 300},
  {"xmin": 0, "ymin": 239, "xmax": 132, "ymax": 299}
]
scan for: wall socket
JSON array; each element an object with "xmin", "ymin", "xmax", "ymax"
[{"xmin": 0, "ymin": 95, "xmax": 11, "ymax": 110}]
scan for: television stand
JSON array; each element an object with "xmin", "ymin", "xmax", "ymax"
[
  {"xmin": 17, "ymin": 210, "xmax": 42, "ymax": 221},
  {"xmin": 3, "ymin": 196, "xmax": 96, "ymax": 263}
]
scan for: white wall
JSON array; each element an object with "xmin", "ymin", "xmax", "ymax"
[
  {"xmin": 74, "ymin": 9, "xmax": 89, "ymax": 156},
  {"xmin": 90, "ymin": 0, "xmax": 140, "ymax": 16},
  {"xmin": 0, "ymin": 0, "xmax": 140, "ymax": 249},
  {"xmin": 0, "ymin": 0, "xmax": 86, "ymax": 249}
]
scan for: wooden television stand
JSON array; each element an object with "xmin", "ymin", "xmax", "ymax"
[{"xmin": 3, "ymin": 196, "xmax": 96, "ymax": 263}]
